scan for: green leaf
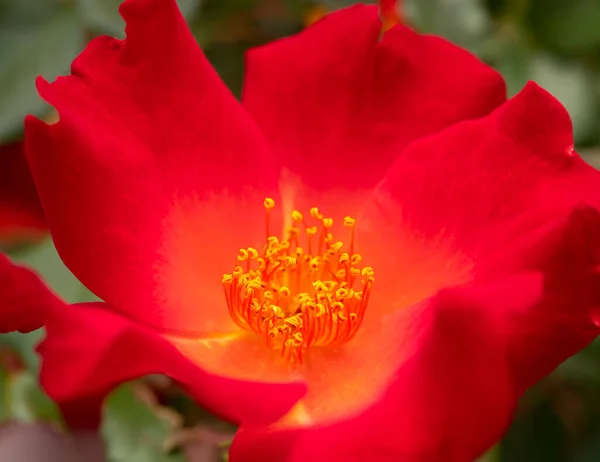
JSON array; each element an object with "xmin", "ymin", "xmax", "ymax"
[
  {"xmin": 577, "ymin": 439, "xmax": 600, "ymax": 462},
  {"xmin": 188, "ymin": 0, "xmax": 258, "ymax": 48},
  {"xmin": 0, "ymin": 368, "xmax": 8, "ymax": 421},
  {"xmin": 0, "ymin": 326, "xmax": 60, "ymax": 426},
  {"xmin": 554, "ymin": 338, "xmax": 600, "ymax": 385},
  {"xmin": 102, "ymin": 382, "xmax": 184, "ymax": 462},
  {"xmin": 0, "ymin": 5, "xmax": 82, "ymax": 141},
  {"xmin": 483, "ymin": 27, "xmax": 533, "ymax": 97},
  {"xmin": 527, "ymin": 0, "xmax": 600, "ymax": 54},
  {"xmin": 484, "ymin": 30, "xmax": 596, "ymax": 144},
  {"xmin": 203, "ymin": 43, "xmax": 247, "ymax": 97},
  {"xmin": 317, "ymin": 0, "xmax": 373, "ymax": 7},
  {"xmin": 476, "ymin": 446, "xmax": 500, "ymax": 462},
  {"xmin": 6, "ymin": 372, "xmax": 61, "ymax": 424},
  {"xmin": 500, "ymin": 400, "xmax": 567, "ymax": 462},
  {"xmin": 405, "ymin": 0, "xmax": 490, "ymax": 50},
  {"xmin": 0, "ymin": 0, "xmax": 58, "ymax": 24},
  {"xmin": 0, "ymin": 352, "xmax": 61, "ymax": 424},
  {"xmin": 77, "ymin": 0, "xmax": 203, "ymax": 37}
]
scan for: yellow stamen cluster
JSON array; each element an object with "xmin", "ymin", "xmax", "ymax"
[{"xmin": 222, "ymin": 199, "xmax": 374, "ymax": 363}]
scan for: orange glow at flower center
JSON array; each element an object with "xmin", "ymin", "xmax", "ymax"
[{"xmin": 222, "ymin": 198, "xmax": 375, "ymax": 363}]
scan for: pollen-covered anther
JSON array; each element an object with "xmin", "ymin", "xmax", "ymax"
[{"xmin": 222, "ymin": 199, "xmax": 375, "ymax": 364}]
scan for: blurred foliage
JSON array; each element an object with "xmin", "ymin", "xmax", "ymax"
[
  {"xmin": 0, "ymin": 0, "xmax": 82, "ymax": 140},
  {"xmin": 102, "ymin": 382, "xmax": 185, "ymax": 462},
  {"xmin": 2, "ymin": 0, "xmax": 600, "ymax": 461},
  {"xmin": 78, "ymin": 0, "xmax": 202, "ymax": 37},
  {"xmin": 9, "ymin": 239, "xmax": 93, "ymax": 304},
  {"xmin": 0, "ymin": 334, "xmax": 61, "ymax": 425}
]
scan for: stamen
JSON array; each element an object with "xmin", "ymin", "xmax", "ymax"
[
  {"xmin": 222, "ymin": 199, "xmax": 375, "ymax": 364},
  {"xmin": 264, "ymin": 197, "xmax": 275, "ymax": 239},
  {"xmin": 343, "ymin": 216, "xmax": 356, "ymax": 255}
]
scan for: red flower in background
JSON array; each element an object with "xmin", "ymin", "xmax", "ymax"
[
  {"xmin": 0, "ymin": 141, "xmax": 44, "ymax": 244},
  {"xmin": 8, "ymin": 0, "xmax": 600, "ymax": 459}
]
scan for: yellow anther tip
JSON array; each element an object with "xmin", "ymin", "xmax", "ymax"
[
  {"xmin": 336, "ymin": 288, "xmax": 349, "ymax": 299},
  {"xmin": 331, "ymin": 242, "xmax": 344, "ymax": 252},
  {"xmin": 237, "ymin": 248, "xmax": 249, "ymax": 261},
  {"xmin": 283, "ymin": 256, "xmax": 297, "ymax": 268},
  {"xmin": 343, "ymin": 216, "xmax": 356, "ymax": 227},
  {"xmin": 264, "ymin": 197, "xmax": 276, "ymax": 209},
  {"xmin": 222, "ymin": 274, "xmax": 233, "ymax": 283}
]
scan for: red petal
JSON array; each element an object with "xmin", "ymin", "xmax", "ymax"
[
  {"xmin": 368, "ymin": 82, "xmax": 600, "ymax": 267},
  {"xmin": 38, "ymin": 302, "xmax": 305, "ymax": 429},
  {"xmin": 243, "ymin": 5, "xmax": 505, "ymax": 194},
  {"xmin": 356, "ymin": 212, "xmax": 474, "ymax": 321},
  {"xmin": 357, "ymin": 83, "xmax": 600, "ymax": 398},
  {"xmin": 231, "ymin": 274, "xmax": 540, "ymax": 462},
  {"xmin": 25, "ymin": 0, "xmax": 278, "ymax": 333},
  {"xmin": 172, "ymin": 305, "xmax": 413, "ymax": 426},
  {"xmin": 0, "ymin": 254, "xmax": 60, "ymax": 334},
  {"xmin": 0, "ymin": 141, "xmax": 45, "ymax": 242},
  {"xmin": 504, "ymin": 205, "xmax": 600, "ymax": 395}
]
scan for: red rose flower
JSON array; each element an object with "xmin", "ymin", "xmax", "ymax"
[
  {"xmin": 0, "ymin": 141, "xmax": 45, "ymax": 244},
  {"xmin": 18, "ymin": 0, "xmax": 600, "ymax": 460}
]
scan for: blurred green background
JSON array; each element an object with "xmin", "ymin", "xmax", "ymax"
[{"xmin": 2, "ymin": 0, "xmax": 600, "ymax": 461}]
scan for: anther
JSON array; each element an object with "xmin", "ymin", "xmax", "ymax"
[
  {"xmin": 222, "ymin": 200, "xmax": 374, "ymax": 364},
  {"xmin": 264, "ymin": 198, "xmax": 276, "ymax": 209}
]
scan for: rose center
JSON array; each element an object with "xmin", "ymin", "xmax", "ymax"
[{"xmin": 222, "ymin": 198, "xmax": 375, "ymax": 364}]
